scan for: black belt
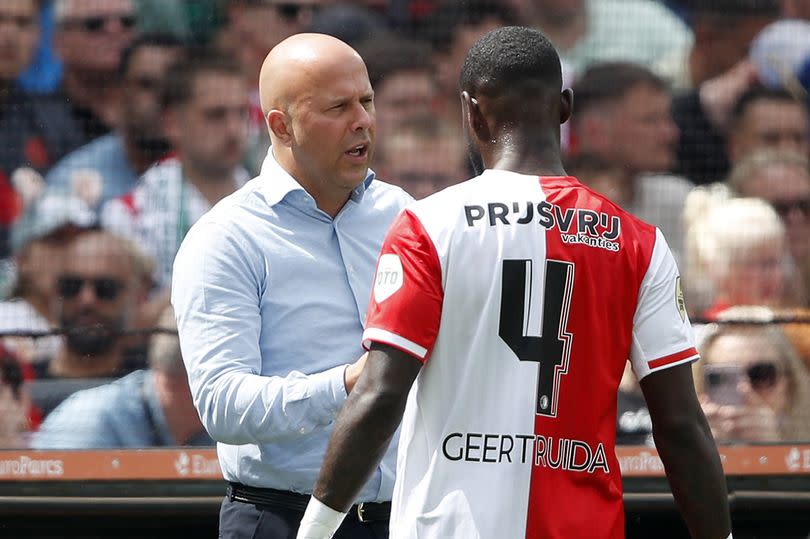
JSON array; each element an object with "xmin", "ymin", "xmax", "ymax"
[{"xmin": 227, "ymin": 482, "xmax": 391, "ymax": 523}]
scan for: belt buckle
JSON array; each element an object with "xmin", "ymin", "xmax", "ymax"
[{"xmin": 356, "ymin": 502, "xmax": 368, "ymax": 522}]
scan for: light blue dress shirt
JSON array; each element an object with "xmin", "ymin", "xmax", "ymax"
[
  {"xmin": 30, "ymin": 370, "xmax": 213, "ymax": 449},
  {"xmin": 171, "ymin": 150, "xmax": 412, "ymax": 501}
]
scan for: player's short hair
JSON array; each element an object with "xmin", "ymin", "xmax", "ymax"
[
  {"xmin": 730, "ymin": 85, "xmax": 806, "ymax": 126},
  {"xmin": 572, "ymin": 62, "xmax": 667, "ymax": 118},
  {"xmin": 459, "ymin": 26, "xmax": 561, "ymax": 99},
  {"xmin": 160, "ymin": 47, "xmax": 243, "ymax": 110}
]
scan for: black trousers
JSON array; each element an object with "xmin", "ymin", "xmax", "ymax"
[{"xmin": 219, "ymin": 495, "xmax": 390, "ymax": 539}]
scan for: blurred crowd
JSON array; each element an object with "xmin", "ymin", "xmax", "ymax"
[{"xmin": 1, "ymin": 0, "xmax": 810, "ymax": 450}]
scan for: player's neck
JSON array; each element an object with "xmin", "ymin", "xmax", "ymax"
[{"xmin": 489, "ymin": 138, "xmax": 567, "ymax": 178}]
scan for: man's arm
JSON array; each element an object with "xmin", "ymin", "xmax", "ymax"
[
  {"xmin": 641, "ymin": 363, "xmax": 732, "ymax": 539},
  {"xmin": 172, "ymin": 221, "xmax": 361, "ymax": 445}
]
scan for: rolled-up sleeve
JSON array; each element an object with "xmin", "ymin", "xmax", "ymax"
[{"xmin": 171, "ymin": 221, "xmax": 349, "ymax": 445}]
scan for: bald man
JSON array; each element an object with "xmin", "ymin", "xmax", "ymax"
[{"xmin": 171, "ymin": 34, "xmax": 412, "ymax": 539}]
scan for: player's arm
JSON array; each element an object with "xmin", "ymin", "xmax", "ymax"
[
  {"xmin": 296, "ymin": 344, "xmax": 421, "ymax": 539},
  {"xmin": 632, "ymin": 230, "xmax": 731, "ymax": 539},
  {"xmin": 642, "ymin": 364, "xmax": 732, "ymax": 539},
  {"xmin": 298, "ymin": 209, "xmax": 442, "ymax": 538},
  {"xmin": 316, "ymin": 343, "xmax": 420, "ymax": 508}
]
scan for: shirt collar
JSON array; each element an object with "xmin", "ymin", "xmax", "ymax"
[{"xmin": 258, "ymin": 147, "xmax": 376, "ymax": 208}]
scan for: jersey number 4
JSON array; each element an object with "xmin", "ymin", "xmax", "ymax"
[{"xmin": 499, "ymin": 259, "xmax": 574, "ymax": 418}]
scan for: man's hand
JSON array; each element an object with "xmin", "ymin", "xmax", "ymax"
[{"xmin": 343, "ymin": 352, "xmax": 368, "ymax": 393}]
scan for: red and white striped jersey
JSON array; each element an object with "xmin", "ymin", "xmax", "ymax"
[{"xmin": 362, "ymin": 170, "xmax": 698, "ymax": 539}]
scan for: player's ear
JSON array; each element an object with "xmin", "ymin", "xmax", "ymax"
[
  {"xmin": 461, "ymin": 91, "xmax": 490, "ymax": 143},
  {"xmin": 560, "ymin": 88, "xmax": 573, "ymax": 126}
]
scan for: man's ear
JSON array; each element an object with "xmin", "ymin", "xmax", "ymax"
[
  {"xmin": 461, "ymin": 91, "xmax": 490, "ymax": 143},
  {"xmin": 267, "ymin": 110, "xmax": 293, "ymax": 146},
  {"xmin": 560, "ymin": 88, "xmax": 573, "ymax": 125}
]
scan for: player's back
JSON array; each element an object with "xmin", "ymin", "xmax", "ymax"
[{"xmin": 379, "ymin": 170, "xmax": 695, "ymax": 539}]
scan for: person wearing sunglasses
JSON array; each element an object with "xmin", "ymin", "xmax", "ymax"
[
  {"xmin": 728, "ymin": 149, "xmax": 810, "ymax": 304},
  {"xmin": 47, "ymin": 230, "xmax": 151, "ymax": 379},
  {"xmin": 31, "ymin": 306, "xmax": 212, "ymax": 449},
  {"xmin": 51, "ymin": 0, "xmax": 138, "ymax": 144},
  {"xmin": 695, "ymin": 306, "xmax": 810, "ymax": 443}
]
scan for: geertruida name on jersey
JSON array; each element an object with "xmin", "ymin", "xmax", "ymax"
[
  {"xmin": 441, "ymin": 432, "xmax": 610, "ymax": 474},
  {"xmin": 464, "ymin": 201, "xmax": 621, "ymax": 252}
]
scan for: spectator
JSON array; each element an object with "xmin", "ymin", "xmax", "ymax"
[
  {"xmin": 571, "ymin": 62, "xmax": 691, "ymax": 260},
  {"xmin": 45, "ymin": 33, "xmax": 184, "ymax": 210},
  {"xmin": 419, "ymin": 0, "xmax": 518, "ymax": 121},
  {"xmin": 524, "ymin": 0, "xmax": 692, "ymax": 83},
  {"xmin": 728, "ymin": 150, "xmax": 810, "ymax": 297},
  {"xmin": 684, "ymin": 198, "xmax": 801, "ymax": 319},
  {"xmin": 31, "ymin": 306, "xmax": 212, "ymax": 448},
  {"xmin": 358, "ymin": 35, "xmax": 438, "ymax": 144},
  {"xmin": 1, "ymin": 191, "xmax": 96, "ymax": 368},
  {"xmin": 0, "ymin": 346, "xmax": 30, "ymax": 448},
  {"xmin": 564, "ymin": 152, "xmax": 626, "ymax": 205},
  {"xmin": 727, "ymin": 87, "xmax": 810, "ymax": 166},
  {"xmin": 45, "ymin": 230, "xmax": 152, "ymax": 379},
  {"xmin": 658, "ymin": 0, "xmax": 778, "ymax": 91},
  {"xmin": 102, "ymin": 49, "xmax": 250, "ymax": 290},
  {"xmin": 52, "ymin": 0, "xmax": 138, "ymax": 143},
  {"xmin": 375, "ymin": 114, "xmax": 465, "ymax": 199},
  {"xmin": 672, "ymin": 28, "xmax": 808, "ymax": 188},
  {"xmin": 218, "ymin": 0, "xmax": 329, "ymax": 174},
  {"xmin": 0, "ymin": 0, "xmax": 84, "ymax": 257},
  {"xmin": 695, "ymin": 306, "xmax": 810, "ymax": 443}
]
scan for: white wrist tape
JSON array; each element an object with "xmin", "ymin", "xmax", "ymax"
[{"xmin": 296, "ymin": 497, "xmax": 347, "ymax": 539}]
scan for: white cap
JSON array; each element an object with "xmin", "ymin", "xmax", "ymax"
[{"xmin": 750, "ymin": 19, "xmax": 810, "ymax": 90}]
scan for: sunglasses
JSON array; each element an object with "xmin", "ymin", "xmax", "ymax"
[
  {"xmin": 705, "ymin": 361, "xmax": 782, "ymax": 391},
  {"xmin": 771, "ymin": 198, "xmax": 810, "ymax": 219},
  {"xmin": 62, "ymin": 14, "xmax": 136, "ymax": 33},
  {"xmin": 57, "ymin": 276, "xmax": 125, "ymax": 301},
  {"xmin": 0, "ymin": 14, "xmax": 36, "ymax": 30}
]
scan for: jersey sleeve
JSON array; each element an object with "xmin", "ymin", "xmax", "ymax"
[
  {"xmin": 630, "ymin": 228, "xmax": 699, "ymax": 380},
  {"xmin": 362, "ymin": 209, "xmax": 444, "ymax": 363}
]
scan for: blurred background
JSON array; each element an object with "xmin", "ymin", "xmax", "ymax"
[{"xmin": 1, "ymin": 0, "xmax": 810, "ymax": 537}]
